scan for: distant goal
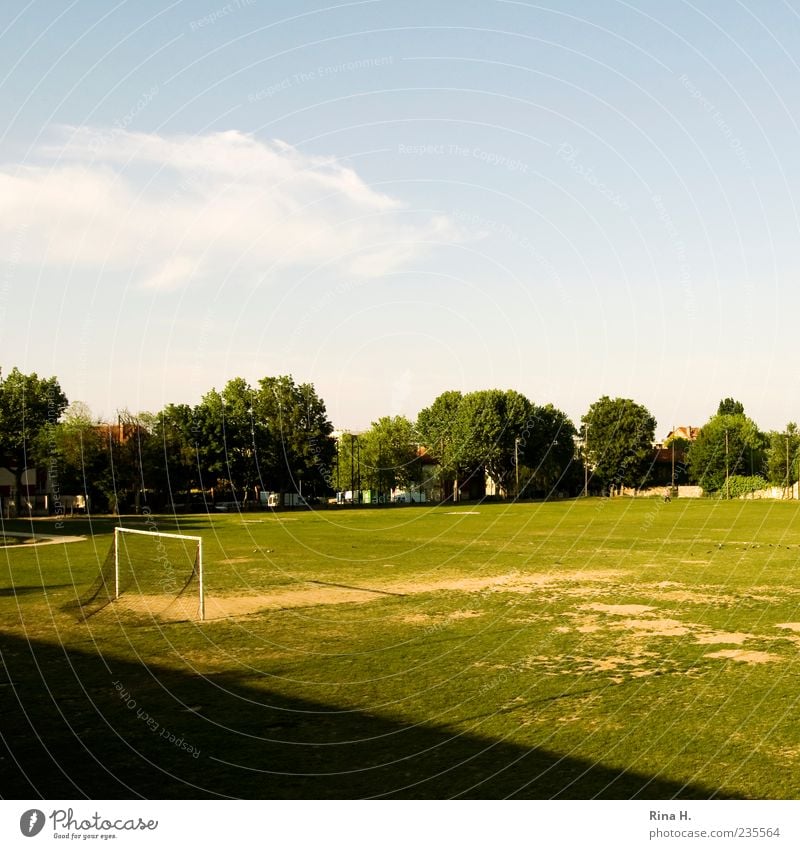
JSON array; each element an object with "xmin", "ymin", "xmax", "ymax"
[{"xmin": 66, "ymin": 527, "xmax": 204, "ymax": 621}]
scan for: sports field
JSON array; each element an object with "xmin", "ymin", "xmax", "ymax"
[{"xmin": 2, "ymin": 498, "xmax": 800, "ymax": 799}]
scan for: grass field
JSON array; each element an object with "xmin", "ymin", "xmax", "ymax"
[{"xmin": 3, "ymin": 497, "xmax": 800, "ymax": 799}]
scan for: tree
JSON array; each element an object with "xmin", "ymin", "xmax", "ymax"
[
  {"xmin": 453, "ymin": 389, "xmax": 534, "ymax": 497},
  {"xmin": 96, "ymin": 409, "xmax": 155, "ymax": 514},
  {"xmin": 416, "ymin": 390, "xmax": 467, "ymax": 499},
  {"xmin": 143, "ymin": 403, "xmax": 200, "ymax": 507},
  {"xmin": 337, "ymin": 416, "xmax": 421, "ymax": 498},
  {"xmin": 253, "ymin": 376, "xmax": 335, "ymax": 498},
  {"xmin": 517, "ymin": 403, "xmax": 578, "ymax": 495},
  {"xmin": 718, "ymin": 398, "xmax": 745, "ymax": 416},
  {"xmin": 171, "ymin": 375, "xmax": 335, "ymax": 504},
  {"xmin": 192, "ymin": 380, "xmax": 264, "ymax": 503},
  {"xmin": 765, "ymin": 423, "xmax": 800, "ymax": 491},
  {"xmin": 687, "ymin": 406, "xmax": 766, "ymax": 494},
  {"xmin": 581, "ymin": 396, "xmax": 656, "ymax": 490},
  {"xmin": 417, "ymin": 389, "xmax": 578, "ymax": 499},
  {"xmin": 33, "ymin": 401, "xmax": 105, "ymax": 511},
  {"xmin": 0, "ymin": 367, "xmax": 68, "ymax": 510}
]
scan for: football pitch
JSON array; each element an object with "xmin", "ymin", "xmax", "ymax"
[{"xmin": 2, "ymin": 497, "xmax": 800, "ymax": 799}]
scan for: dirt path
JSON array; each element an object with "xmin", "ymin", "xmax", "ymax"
[{"xmin": 111, "ymin": 568, "xmax": 624, "ymax": 621}]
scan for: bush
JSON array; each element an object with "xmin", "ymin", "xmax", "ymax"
[{"xmin": 717, "ymin": 475, "xmax": 769, "ymax": 499}]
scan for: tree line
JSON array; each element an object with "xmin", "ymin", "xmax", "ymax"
[{"xmin": 0, "ymin": 366, "xmax": 796, "ymax": 513}]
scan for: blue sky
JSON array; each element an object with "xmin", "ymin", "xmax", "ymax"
[{"xmin": 2, "ymin": 0, "xmax": 799, "ymax": 436}]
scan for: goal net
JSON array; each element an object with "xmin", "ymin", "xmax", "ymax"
[{"xmin": 65, "ymin": 527, "xmax": 204, "ymax": 621}]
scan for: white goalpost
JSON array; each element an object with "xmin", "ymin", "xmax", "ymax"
[{"xmin": 112, "ymin": 527, "xmax": 205, "ymax": 621}]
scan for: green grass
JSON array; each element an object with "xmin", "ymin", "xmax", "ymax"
[{"xmin": 3, "ymin": 497, "xmax": 800, "ymax": 799}]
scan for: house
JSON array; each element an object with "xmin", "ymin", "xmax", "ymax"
[
  {"xmin": 649, "ymin": 426, "xmax": 699, "ymax": 486},
  {"xmin": 0, "ymin": 464, "xmax": 50, "ymax": 517},
  {"xmin": 664, "ymin": 425, "xmax": 700, "ymax": 443}
]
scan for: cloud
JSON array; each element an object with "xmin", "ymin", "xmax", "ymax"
[
  {"xmin": 0, "ymin": 128, "xmax": 453, "ymax": 290},
  {"xmin": 139, "ymin": 255, "xmax": 198, "ymax": 291}
]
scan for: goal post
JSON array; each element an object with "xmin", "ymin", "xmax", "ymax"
[
  {"xmin": 64, "ymin": 526, "xmax": 205, "ymax": 621},
  {"xmin": 114, "ymin": 527, "xmax": 205, "ymax": 620}
]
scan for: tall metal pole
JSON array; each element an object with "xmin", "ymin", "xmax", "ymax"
[
  {"xmin": 671, "ymin": 428, "xmax": 675, "ymax": 493},
  {"xmin": 725, "ymin": 429, "xmax": 730, "ymax": 500},
  {"xmin": 583, "ymin": 423, "xmax": 589, "ymax": 497},
  {"xmin": 350, "ymin": 434, "xmax": 354, "ymax": 504},
  {"xmin": 514, "ymin": 436, "xmax": 520, "ymax": 499},
  {"xmin": 357, "ymin": 437, "xmax": 361, "ymax": 503},
  {"xmin": 787, "ymin": 434, "xmax": 790, "ymax": 499}
]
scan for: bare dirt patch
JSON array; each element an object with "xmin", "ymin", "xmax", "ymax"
[
  {"xmin": 705, "ymin": 649, "xmax": 780, "ymax": 664},
  {"xmin": 401, "ymin": 613, "xmax": 435, "ymax": 624},
  {"xmin": 401, "ymin": 609, "xmax": 483, "ymax": 625},
  {"xmin": 580, "ymin": 603, "xmax": 654, "ymax": 616},
  {"xmin": 618, "ymin": 618, "xmax": 691, "ymax": 637},
  {"xmin": 112, "ymin": 585, "xmax": 385, "ymax": 620},
  {"xmin": 107, "ymin": 568, "xmax": 625, "ymax": 622},
  {"xmin": 522, "ymin": 648, "xmax": 663, "ymax": 680},
  {"xmin": 658, "ymin": 590, "xmax": 725, "ymax": 604},
  {"xmin": 388, "ymin": 569, "xmax": 623, "ymax": 597},
  {"xmin": 775, "ymin": 623, "xmax": 800, "ymax": 632},
  {"xmin": 694, "ymin": 631, "xmax": 752, "ymax": 645}
]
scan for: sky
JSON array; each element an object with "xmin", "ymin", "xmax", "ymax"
[{"xmin": 2, "ymin": 0, "xmax": 800, "ymax": 437}]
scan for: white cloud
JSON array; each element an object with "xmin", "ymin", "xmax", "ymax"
[
  {"xmin": 0, "ymin": 127, "xmax": 452, "ymax": 290},
  {"xmin": 139, "ymin": 255, "xmax": 198, "ymax": 291}
]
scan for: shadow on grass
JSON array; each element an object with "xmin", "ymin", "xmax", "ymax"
[
  {"xmin": 1, "ymin": 514, "xmax": 219, "ymax": 539},
  {"xmin": 0, "ymin": 584, "xmax": 75, "ymax": 597},
  {"xmin": 0, "ymin": 630, "xmax": 738, "ymax": 800}
]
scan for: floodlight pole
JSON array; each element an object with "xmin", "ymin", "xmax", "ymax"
[
  {"xmin": 725, "ymin": 429, "xmax": 730, "ymax": 500},
  {"xmin": 787, "ymin": 434, "xmax": 791, "ymax": 500},
  {"xmin": 350, "ymin": 434, "xmax": 355, "ymax": 504},
  {"xmin": 671, "ymin": 426, "xmax": 675, "ymax": 493},
  {"xmin": 583, "ymin": 423, "xmax": 589, "ymax": 497}
]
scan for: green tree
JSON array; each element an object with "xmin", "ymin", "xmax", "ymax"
[
  {"xmin": 0, "ymin": 367, "xmax": 68, "ymax": 510},
  {"xmin": 517, "ymin": 403, "xmax": 578, "ymax": 496},
  {"xmin": 334, "ymin": 432, "xmax": 361, "ymax": 494},
  {"xmin": 34, "ymin": 401, "xmax": 105, "ymax": 511},
  {"xmin": 581, "ymin": 396, "xmax": 656, "ymax": 490},
  {"xmin": 253, "ymin": 376, "xmax": 335, "ymax": 498},
  {"xmin": 718, "ymin": 398, "xmax": 745, "ymax": 416},
  {"xmin": 453, "ymin": 389, "xmax": 534, "ymax": 496},
  {"xmin": 193, "ymin": 380, "xmax": 264, "ymax": 503},
  {"xmin": 144, "ymin": 403, "xmax": 200, "ymax": 507},
  {"xmin": 191, "ymin": 375, "xmax": 334, "ymax": 503},
  {"xmin": 97, "ymin": 410, "xmax": 155, "ymax": 513},
  {"xmin": 417, "ymin": 389, "xmax": 578, "ymax": 499},
  {"xmin": 687, "ymin": 406, "xmax": 766, "ymax": 494},
  {"xmin": 339, "ymin": 416, "xmax": 420, "ymax": 498},
  {"xmin": 416, "ymin": 390, "xmax": 467, "ymax": 499},
  {"xmin": 765, "ymin": 423, "xmax": 800, "ymax": 490}
]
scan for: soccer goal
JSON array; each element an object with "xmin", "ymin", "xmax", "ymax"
[{"xmin": 66, "ymin": 527, "xmax": 204, "ymax": 621}]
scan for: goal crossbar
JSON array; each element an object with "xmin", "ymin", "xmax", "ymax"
[{"xmin": 114, "ymin": 527, "xmax": 205, "ymax": 620}]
